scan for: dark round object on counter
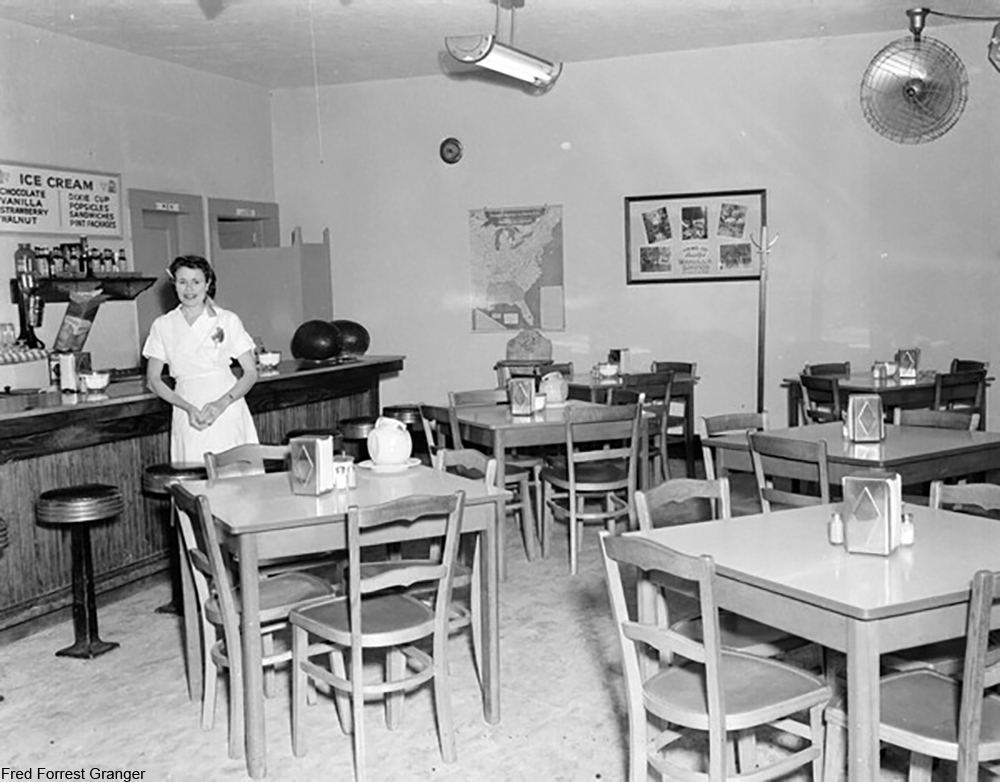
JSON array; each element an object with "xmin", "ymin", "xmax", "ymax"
[
  {"xmin": 291, "ymin": 320, "xmax": 344, "ymax": 361},
  {"xmin": 332, "ymin": 319, "xmax": 371, "ymax": 357}
]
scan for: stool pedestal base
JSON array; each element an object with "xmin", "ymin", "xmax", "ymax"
[{"xmin": 56, "ymin": 525, "xmax": 119, "ymax": 659}]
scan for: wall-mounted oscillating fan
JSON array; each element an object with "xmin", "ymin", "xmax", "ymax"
[{"xmin": 861, "ymin": 8, "xmax": 968, "ymax": 144}]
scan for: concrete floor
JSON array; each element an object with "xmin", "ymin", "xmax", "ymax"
[{"xmin": 0, "ymin": 467, "xmax": 960, "ymax": 781}]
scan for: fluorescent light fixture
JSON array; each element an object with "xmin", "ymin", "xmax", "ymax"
[{"xmin": 445, "ymin": 34, "xmax": 562, "ymax": 90}]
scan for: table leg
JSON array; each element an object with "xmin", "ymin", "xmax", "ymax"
[
  {"xmin": 846, "ymin": 620, "xmax": 880, "ymax": 781},
  {"xmin": 479, "ymin": 501, "xmax": 501, "ymax": 724},
  {"xmin": 239, "ymin": 535, "xmax": 266, "ymax": 778}
]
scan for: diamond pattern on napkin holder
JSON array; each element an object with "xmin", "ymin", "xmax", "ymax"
[
  {"xmin": 895, "ymin": 348, "xmax": 920, "ymax": 379},
  {"xmin": 508, "ymin": 377, "xmax": 536, "ymax": 416},
  {"xmin": 843, "ymin": 471, "xmax": 902, "ymax": 556},
  {"xmin": 846, "ymin": 394, "xmax": 885, "ymax": 443},
  {"xmin": 289, "ymin": 435, "xmax": 335, "ymax": 495}
]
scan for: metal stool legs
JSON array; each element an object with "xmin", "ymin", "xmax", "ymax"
[{"xmin": 57, "ymin": 523, "xmax": 119, "ymax": 659}]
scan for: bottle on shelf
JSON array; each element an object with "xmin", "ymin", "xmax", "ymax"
[
  {"xmin": 116, "ymin": 247, "xmax": 129, "ymax": 273},
  {"xmin": 14, "ymin": 243, "xmax": 34, "ymax": 274}
]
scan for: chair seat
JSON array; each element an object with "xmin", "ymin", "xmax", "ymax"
[
  {"xmin": 828, "ymin": 670, "xmax": 1000, "ymax": 760},
  {"xmin": 204, "ymin": 571, "xmax": 334, "ymax": 625},
  {"xmin": 541, "ymin": 458, "xmax": 629, "ymax": 487},
  {"xmin": 883, "ymin": 633, "xmax": 1000, "ymax": 677},
  {"xmin": 646, "ymin": 649, "xmax": 831, "ymax": 732},
  {"xmin": 291, "ymin": 593, "xmax": 435, "ymax": 647},
  {"xmin": 672, "ymin": 612, "xmax": 810, "ymax": 658}
]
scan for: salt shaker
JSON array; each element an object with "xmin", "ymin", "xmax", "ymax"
[
  {"xmin": 829, "ymin": 511, "xmax": 844, "ymax": 545},
  {"xmin": 900, "ymin": 512, "xmax": 915, "ymax": 546}
]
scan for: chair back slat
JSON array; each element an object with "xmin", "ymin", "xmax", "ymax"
[
  {"xmin": 346, "ymin": 491, "xmax": 465, "ymax": 610},
  {"xmin": 205, "ymin": 443, "xmax": 290, "ymax": 481},
  {"xmin": 930, "ymin": 481, "xmax": 1000, "ymax": 518},
  {"xmin": 803, "ymin": 361, "xmax": 851, "ymax": 376},
  {"xmin": 894, "ymin": 408, "xmax": 977, "ymax": 430},
  {"xmin": 951, "ymin": 358, "xmax": 989, "ymax": 374},
  {"xmin": 748, "ymin": 432, "xmax": 830, "ymax": 512},
  {"xmin": 448, "ymin": 388, "xmax": 509, "ymax": 448},
  {"xmin": 697, "ymin": 411, "xmax": 769, "ymax": 480},
  {"xmin": 650, "ymin": 361, "xmax": 696, "ymax": 377},
  {"xmin": 636, "ymin": 476, "xmax": 732, "ymax": 530},
  {"xmin": 799, "ymin": 374, "xmax": 842, "ymax": 425},
  {"xmin": 432, "ymin": 448, "xmax": 497, "ymax": 489},
  {"xmin": 934, "ymin": 370, "xmax": 987, "ymax": 416}
]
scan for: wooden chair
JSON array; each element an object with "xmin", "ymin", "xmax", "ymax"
[
  {"xmin": 935, "ymin": 369, "xmax": 988, "ymax": 430},
  {"xmin": 447, "ymin": 388, "xmax": 540, "ymax": 576},
  {"xmin": 649, "ymin": 362, "xmax": 696, "ymax": 470},
  {"xmin": 540, "ymin": 402, "xmax": 642, "ymax": 574},
  {"xmin": 600, "ymin": 532, "xmax": 831, "ymax": 782},
  {"xmin": 289, "ymin": 492, "xmax": 466, "ymax": 782},
  {"xmin": 697, "ymin": 410, "xmax": 770, "ymax": 481},
  {"xmin": 893, "ymin": 407, "xmax": 978, "ymax": 431},
  {"xmin": 825, "ymin": 569, "xmax": 1000, "ymax": 782},
  {"xmin": 169, "ymin": 482, "xmax": 335, "ymax": 757},
  {"xmin": 623, "ymin": 371, "xmax": 676, "ymax": 482},
  {"xmin": 951, "ymin": 358, "xmax": 989, "ymax": 374},
  {"xmin": 205, "ymin": 443, "xmax": 342, "ymax": 579},
  {"xmin": 636, "ymin": 477, "xmax": 810, "ymax": 662},
  {"xmin": 799, "ymin": 374, "xmax": 843, "ymax": 425},
  {"xmin": 881, "ymin": 481, "xmax": 1000, "ymax": 679},
  {"xmin": 204, "ymin": 443, "xmax": 290, "ymax": 480},
  {"xmin": 748, "ymin": 431, "xmax": 830, "ymax": 512},
  {"xmin": 803, "ymin": 361, "xmax": 851, "ymax": 376}
]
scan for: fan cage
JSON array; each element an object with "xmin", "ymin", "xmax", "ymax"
[{"xmin": 860, "ymin": 35, "xmax": 969, "ymax": 145}]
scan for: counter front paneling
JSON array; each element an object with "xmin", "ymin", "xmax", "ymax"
[{"xmin": 0, "ymin": 355, "xmax": 403, "ymax": 632}]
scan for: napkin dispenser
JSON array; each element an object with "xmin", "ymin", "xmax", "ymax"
[
  {"xmin": 842, "ymin": 471, "xmax": 903, "ymax": 556},
  {"xmin": 845, "ymin": 394, "xmax": 884, "ymax": 442},
  {"xmin": 508, "ymin": 378, "xmax": 536, "ymax": 416},
  {"xmin": 288, "ymin": 434, "xmax": 336, "ymax": 495},
  {"xmin": 895, "ymin": 348, "xmax": 920, "ymax": 379}
]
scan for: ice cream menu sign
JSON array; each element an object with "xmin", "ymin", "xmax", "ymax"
[{"xmin": 0, "ymin": 161, "xmax": 122, "ymax": 236}]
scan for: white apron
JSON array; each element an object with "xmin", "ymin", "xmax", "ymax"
[{"xmin": 143, "ymin": 305, "xmax": 258, "ymax": 464}]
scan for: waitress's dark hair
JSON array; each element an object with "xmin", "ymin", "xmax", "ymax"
[{"xmin": 169, "ymin": 255, "xmax": 217, "ymax": 298}]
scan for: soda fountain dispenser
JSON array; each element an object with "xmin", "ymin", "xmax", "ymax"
[{"xmin": 14, "ymin": 270, "xmax": 44, "ymax": 349}]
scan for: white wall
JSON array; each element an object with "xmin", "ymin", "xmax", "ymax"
[
  {"xmin": 0, "ymin": 19, "xmax": 276, "ymax": 370},
  {"xmin": 270, "ymin": 25, "xmax": 1000, "ymax": 426}
]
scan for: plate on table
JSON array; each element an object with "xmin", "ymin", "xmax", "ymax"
[{"xmin": 358, "ymin": 457, "xmax": 421, "ymax": 473}]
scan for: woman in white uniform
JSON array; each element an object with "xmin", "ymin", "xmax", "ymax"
[{"xmin": 143, "ymin": 255, "xmax": 259, "ymax": 463}]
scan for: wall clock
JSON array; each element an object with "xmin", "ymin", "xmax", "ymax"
[{"xmin": 439, "ymin": 137, "xmax": 463, "ymax": 165}]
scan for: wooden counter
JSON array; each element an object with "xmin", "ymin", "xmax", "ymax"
[{"xmin": 0, "ymin": 355, "xmax": 403, "ymax": 632}]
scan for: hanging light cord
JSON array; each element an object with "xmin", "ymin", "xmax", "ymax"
[{"xmin": 307, "ymin": 0, "xmax": 325, "ymax": 164}]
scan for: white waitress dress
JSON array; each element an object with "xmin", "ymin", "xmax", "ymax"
[{"xmin": 142, "ymin": 302, "xmax": 259, "ymax": 463}]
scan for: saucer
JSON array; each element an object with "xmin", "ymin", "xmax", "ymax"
[{"xmin": 358, "ymin": 457, "xmax": 421, "ymax": 473}]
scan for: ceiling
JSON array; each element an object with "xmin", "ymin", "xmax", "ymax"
[{"xmin": 0, "ymin": 0, "xmax": 970, "ymax": 90}]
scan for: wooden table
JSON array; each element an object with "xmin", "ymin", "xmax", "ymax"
[
  {"xmin": 704, "ymin": 421, "xmax": 1000, "ymax": 486},
  {"xmin": 425, "ymin": 399, "xmax": 651, "ymax": 492},
  {"xmin": 186, "ymin": 465, "xmax": 508, "ymax": 779},
  {"xmin": 634, "ymin": 503, "xmax": 1000, "ymax": 780},
  {"xmin": 567, "ymin": 373, "xmax": 698, "ymax": 476},
  {"xmin": 783, "ymin": 370, "xmax": 990, "ymax": 429}
]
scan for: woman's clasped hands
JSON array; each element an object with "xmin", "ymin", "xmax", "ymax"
[{"xmin": 187, "ymin": 397, "xmax": 230, "ymax": 431}]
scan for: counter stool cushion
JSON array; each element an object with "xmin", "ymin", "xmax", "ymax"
[
  {"xmin": 340, "ymin": 416, "xmax": 378, "ymax": 440},
  {"xmin": 37, "ymin": 484, "xmax": 124, "ymax": 524},
  {"xmin": 142, "ymin": 463, "xmax": 209, "ymax": 496},
  {"xmin": 382, "ymin": 404, "xmax": 422, "ymax": 426}
]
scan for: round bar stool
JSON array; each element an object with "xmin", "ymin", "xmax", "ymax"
[
  {"xmin": 142, "ymin": 463, "xmax": 209, "ymax": 616},
  {"xmin": 36, "ymin": 484, "xmax": 124, "ymax": 659},
  {"xmin": 340, "ymin": 416, "xmax": 377, "ymax": 461}
]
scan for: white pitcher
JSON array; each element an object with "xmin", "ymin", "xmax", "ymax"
[{"xmin": 366, "ymin": 416, "xmax": 412, "ymax": 465}]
